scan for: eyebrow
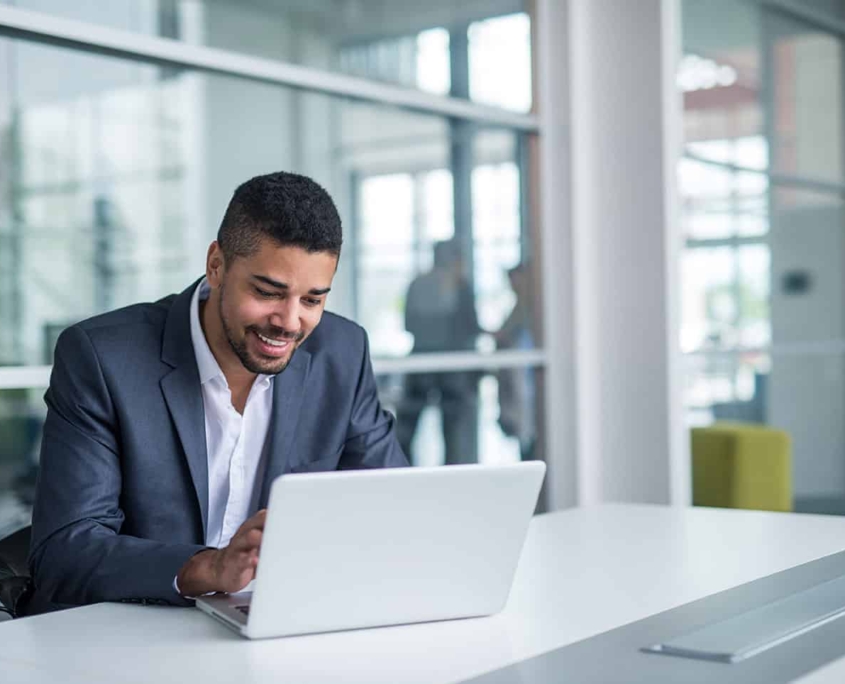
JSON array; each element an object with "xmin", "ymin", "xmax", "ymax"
[{"xmin": 252, "ymin": 274, "xmax": 331, "ymax": 296}]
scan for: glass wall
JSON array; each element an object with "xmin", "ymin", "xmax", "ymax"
[
  {"xmin": 0, "ymin": 2, "xmax": 543, "ymax": 533},
  {"xmin": 681, "ymin": 0, "xmax": 845, "ymax": 513},
  {"xmin": 0, "ymin": 0, "xmax": 531, "ymax": 111}
]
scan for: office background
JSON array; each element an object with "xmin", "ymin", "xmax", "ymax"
[{"xmin": 0, "ymin": 0, "xmax": 842, "ymax": 537}]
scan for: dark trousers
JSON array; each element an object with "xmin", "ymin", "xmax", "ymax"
[{"xmin": 396, "ymin": 372, "xmax": 479, "ymax": 466}]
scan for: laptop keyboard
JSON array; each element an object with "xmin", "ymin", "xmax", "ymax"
[{"xmin": 235, "ymin": 605, "xmax": 250, "ymax": 616}]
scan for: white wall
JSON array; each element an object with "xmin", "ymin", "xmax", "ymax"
[{"xmin": 538, "ymin": 0, "xmax": 686, "ymax": 508}]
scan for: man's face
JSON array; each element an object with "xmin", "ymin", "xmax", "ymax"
[{"xmin": 206, "ymin": 238, "xmax": 337, "ymax": 375}]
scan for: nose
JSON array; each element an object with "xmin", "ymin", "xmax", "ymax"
[{"xmin": 268, "ymin": 298, "xmax": 300, "ymax": 335}]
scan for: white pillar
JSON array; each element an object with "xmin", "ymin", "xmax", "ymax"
[{"xmin": 537, "ymin": 0, "xmax": 687, "ymax": 507}]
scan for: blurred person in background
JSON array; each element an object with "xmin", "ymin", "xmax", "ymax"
[
  {"xmin": 397, "ymin": 240, "xmax": 482, "ymax": 465},
  {"xmin": 495, "ymin": 263, "xmax": 536, "ymax": 462}
]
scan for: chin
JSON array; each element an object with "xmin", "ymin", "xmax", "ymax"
[{"xmin": 250, "ymin": 351, "xmax": 295, "ymax": 375}]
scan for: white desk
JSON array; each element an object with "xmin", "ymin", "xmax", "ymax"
[{"xmin": 5, "ymin": 503, "xmax": 845, "ymax": 684}]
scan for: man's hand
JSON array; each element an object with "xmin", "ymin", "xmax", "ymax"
[{"xmin": 176, "ymin": 510, "xmax": 266, "ymax": 597}]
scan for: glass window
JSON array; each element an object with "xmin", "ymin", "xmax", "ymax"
[
  {"xmin": 469, "ymin": 13, "xmax": 532, "ymax": 112},
  {"xmin": 683, "ymin": 351, "xmax": 770, "ymax": 423},
  {"xmin": 681, "ymin": 247, "xmax": 739, "ymax": 351},
  {"xmin": 3, "ymin": 0, "xmax": 531, "ymax": 110},
  {"xmin": 0, "ymin": 363, "xmax": 544, "ymax": 531},
  {"xmin": 682, "ymin": 0, "xmax": 845, "ymax": 516},
  {"xmin": 0, "ymin": 6, "xmax": 542, "ymax": 534},
  {"xmin": 352, "ymin": 127, "xmax": 535, "ymax": 358},
  {"xmin": 770, "ymin": 188, "xmax": 845, "ymax": 345},
  {"xmin": 767, "ymin": 10, "xmax": 845, "ymax": 184},
  {"xmin": 379, "ymin": 368, "xmax": 540, "ymax": 467},
  {"xmin": 681, "ymin": 138, "xmax": 770, "ymax": 241},
  {"xmin": 0, "ymin": 37, "xmax": 537, "ymax": 367}
]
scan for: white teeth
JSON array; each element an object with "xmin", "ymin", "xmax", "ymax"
[{"xmin": 257, "ymin": 332, "xmax": 287, "ymax": 347}]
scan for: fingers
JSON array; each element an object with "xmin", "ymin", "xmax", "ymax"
[
  {"xmin": 214, "ymin": 510, "xmax": 268, "ymax": 592},
  {"xmin": 214, "ymin": 542, "xmax": 260, "ymax": 593},
  {"xmin": 236, "ymin": 509, "xmax": 267, "ymax": 535},
  {"xmin": 243, "ymin": 527, "xmax": 263, "ymax": 551}
]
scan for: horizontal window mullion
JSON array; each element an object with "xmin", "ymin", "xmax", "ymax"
[
  {"xmin": 373, "ymin": 349, "xmax": 546, "ymax": 375},
  {"xmin": 0, "ymin": 366, "xmax": 51, "ymax": 390},
  {"xmin": 0, "ymin": 5, "xmax": 540, "ymax": 132},
  {"xmin": 685, "ymin": 341, "xmax": 845, "ymax": 358},
  {"xmin": 0, "ymin": 351, "xmax": 547, "ymax": 390}
]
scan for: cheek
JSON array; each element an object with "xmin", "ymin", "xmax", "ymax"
[
  {"xmin": 240, "ymin": 299, "xmax": 276, "ymax": 323},
  {"xmin": 300, "ymin": 309, "xmax": 324, "ymax": 335},
  {"xmin": 224, "ymin": 294, "xmax": 271, "ymax": 330}
]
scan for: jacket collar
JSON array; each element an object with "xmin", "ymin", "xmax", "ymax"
[{"xmin": 160, "ymin": 278, "xmax": 210, "ymax": 540}]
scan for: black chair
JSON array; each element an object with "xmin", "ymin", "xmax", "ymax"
[{"xmin": 0, "ymin": 525, "xmax": 32, "ymax": 619}]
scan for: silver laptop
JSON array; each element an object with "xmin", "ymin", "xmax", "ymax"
[{"xmin": 196, "ymin": 461, "xmax": 545, "ymax": 639}]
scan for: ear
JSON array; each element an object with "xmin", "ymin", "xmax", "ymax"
[{"xmin": 206, "ymin": 241, "xmax": 226, "ymax": 287}]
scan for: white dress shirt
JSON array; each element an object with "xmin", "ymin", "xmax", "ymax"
[{"xmin": 190, "ymin": 279, "xmax": 274, "ymax": 548}]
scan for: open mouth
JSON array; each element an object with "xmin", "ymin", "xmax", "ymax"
[{"xmin": 253, "ymin": 330, "xmax": 292, "ymax": 357}]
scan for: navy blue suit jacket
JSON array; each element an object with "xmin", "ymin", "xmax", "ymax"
[{"xmin": 28, "ymin": 280, "xmax": 408, "ymax": 613}]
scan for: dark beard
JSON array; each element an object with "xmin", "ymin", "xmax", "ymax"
[{"xmin": 218, "ymin": 283, "xmax": 301, "ymax": 375}]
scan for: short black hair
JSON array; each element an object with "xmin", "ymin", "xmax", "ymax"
[{"xmin": 217, "ymin": 171, "xmax": 342, "ymax": 261}]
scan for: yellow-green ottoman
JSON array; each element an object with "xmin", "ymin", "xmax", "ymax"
[{"xmin": 692, "ymin": 423, "xmax": 792, "ymax": 512}]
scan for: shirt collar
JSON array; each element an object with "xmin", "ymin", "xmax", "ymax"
[{"xmin": 189, "ymin": 278, "xmax": 273, "ymax": 390}]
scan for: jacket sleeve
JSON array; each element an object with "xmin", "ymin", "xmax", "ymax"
[
  {"xmin": 339, "ymin": 329, "xmax": 410, "ymax": 470},
  {"xmin": 28, "ymin": 325, "xmax": 206, "ymax": 610}
]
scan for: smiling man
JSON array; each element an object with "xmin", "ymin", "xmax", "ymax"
[{"xmin": 26, "ymin": 172, "xmax": 408, "ymax": 613}]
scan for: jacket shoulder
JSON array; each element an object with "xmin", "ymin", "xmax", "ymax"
[
  {"xmin": 304, "ymin": 311, "xmax": 367, "ymax": 355},
  {"xmin": 72, "ymin": 296, "xmax": 174, "ymax": 335},
  {"xmin": 58, "ymin": 295, "xmax": 177, "ymax": 359}
]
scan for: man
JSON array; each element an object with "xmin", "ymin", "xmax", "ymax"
[
  {"xmin": 398, "ymin": 240, "xmax": 482, "ymax": 465},
  {"xmin": 27, "ymin": 172, "xmax": 408, "ymax": 614},
  {"xmin": 494, "ymin": 263, "xmax": 536, "ymax": 462}
]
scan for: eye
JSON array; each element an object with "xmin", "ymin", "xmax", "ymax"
[
  {"xmin": 303, "ymin": 298, "xmax": 322, "ymax": 307},
  {"xmin": 254, "ymin": 286, "xmax": 275, "ymax": 298}
]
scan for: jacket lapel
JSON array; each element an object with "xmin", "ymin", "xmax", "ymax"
[
  {"xmin": 257, "ymin": 348, "xmax": 312, "ymax": 508},
  {"xmin": 160, "ymin": 280, "xmax": 209, "ymax": 541}
]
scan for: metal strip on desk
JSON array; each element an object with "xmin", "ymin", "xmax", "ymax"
[
  {"xmin": 643, "ymin": 574, "xmax": 845, "ymax": 663},
  {"xmin": 462, "ymin": 549, "xmax": 845, "ymax": 684}
]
